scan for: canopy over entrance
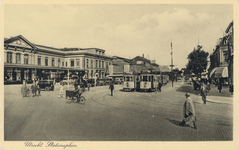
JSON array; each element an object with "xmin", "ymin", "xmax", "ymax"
[{"xmin": 210, "ymin": 67, "xmax": 228, "ymax": 78}]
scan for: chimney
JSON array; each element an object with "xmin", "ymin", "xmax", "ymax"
[{"xmin": 143, "ymin": 54, "xmax": 144, "ymax": 58}]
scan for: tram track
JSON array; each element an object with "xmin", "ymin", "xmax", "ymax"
[{"xmin": 90, "ymin": 89, "xmax": 180, "ymax": 117}]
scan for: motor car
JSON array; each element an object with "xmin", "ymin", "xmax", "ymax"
[
  {"xmin": 87, "ymin": 78, "xmax": 95, "ymax": 87},
  {"xmin": 96, "ymin": 78, "xmax": 112, "ymax": 86},
  {"xmin": 113, "ymin": 78, "xmax": 123, "ymax": 84},
  {"xmin": 38, "ymin": 80, "xmax": 54, "ymax": 91},
  {"xmin": 60, "ymin": 77, "xmax": 74, "ymax": 85}
]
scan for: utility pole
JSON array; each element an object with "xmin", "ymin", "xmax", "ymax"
[{"xmin": 170, "ymin": 38, "xmax": 174, "ymax": 87}]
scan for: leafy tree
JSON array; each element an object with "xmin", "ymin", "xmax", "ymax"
[{"xmin": 186, "ymin": 45, "xmax": 209, "ymax": 77}]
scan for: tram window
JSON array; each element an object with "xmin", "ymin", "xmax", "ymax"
[
  {"xmin": 130, "ymin": 76, "xmax": 133, "ymax": 81},
  {"xmin": 126, "ymin": 76, "xmax": 130, "ymax": 81},
  {"xmin": 149, "ymin": 76, "xmax": 151, "ymax": 82},
  {"xmin": 136, "ymin": 76, "xmax": 139, "ymax": 81},
  {"xmin": 143, "ymin": 76, "xmax": 148, "ymax": 81}
]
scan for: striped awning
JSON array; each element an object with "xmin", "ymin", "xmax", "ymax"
[{"xmin": 210, "ymin": 67, "xmax": 228, "ymax": 78}]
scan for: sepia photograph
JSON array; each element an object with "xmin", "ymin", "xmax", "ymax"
[{"xmin": 1, "ymin": 1, "xmax": 238, "ymax": 149}]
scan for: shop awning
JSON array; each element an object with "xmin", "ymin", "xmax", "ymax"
[
  {"xmin": 210, "ymin": 67, "xmax": 228, "ymax": 78},
  {"xmin": 4, "ymin": 63, "xmax": 86, "ymax": 71}
]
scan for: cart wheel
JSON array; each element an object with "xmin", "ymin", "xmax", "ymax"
[
  {"xmin": 67, "ymin": 97, "xmax": 72, "ymax": 103},
  {"xmin": 45, "ymin": 86, "xmax": 49, "ymax": 91},
  {"xmin": 72, "ymin": 97, "xmax": 77, "ymax": 103},
  {"xmin": 79, "ymin": 96, "xmax": 86, "ymax": 105}
]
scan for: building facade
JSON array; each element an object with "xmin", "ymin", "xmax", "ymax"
[
  {"xmin": 209, "ymin": 21, "xmax": 233, "ymax": 84},
  {"xmin": 4, "ymin": 35, "xmax": 112, "ymax": 84}
]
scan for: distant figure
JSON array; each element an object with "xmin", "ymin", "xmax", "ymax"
[
  {"xmin": 189, "ymin": 77, "xmax": 192, "ymax": 85},
  {"xmin": 158, "ymin": 82, "xmax": 162, "ymax": 92},
  {"xmin": 109, "ymin": 83, "xmax": 114, "ymax": 96},
  {"xmin": 31, "ymin": 81, "xmax": 37, "ymax": 97},
  {"xmin": 58, "ymin": 83, "xmax": 64, "ymax": 98},
  {"xmin": 21, "ymin": 80, "xmax": 29, "ymax": 97},
  {"xmin": 206, "ymin": 82, "xmax": 211, "ymax": 93},
  {"xmin": 201, "ymin": 84, "xmax": 207, "ymax": 104},
  {"xmin": 37, "ymin": 84, "xmax": 41, "ymax": 96},
  {"xmin": 87, "ymin": 82, "xmax": 91, "ymax": 91},
  {"xmin": 74, "ymin": 84, "xmax": 83, "ymax": 98},
  {"xmin": 229, "ymin": 84, "xmax": 233, "ymax": 95},
  {"xmin": 218, "ymin": 82, "xmax": 222, "ymax": 93},
  {"xmin": 179, "ymin": 93, "xmax": 197, "ymax": 129}
]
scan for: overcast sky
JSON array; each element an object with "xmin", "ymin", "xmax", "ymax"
[{"xmin": 4, "ymin": 4, "xmax": 233, "ymax": 69}]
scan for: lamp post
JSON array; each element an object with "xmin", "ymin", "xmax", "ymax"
[
  {"xmin": 170, "ymin": 43, "xmax": 174, "ymax": 87},
  {"xmin": 67, "ymin": 67, "xmax": 69, "ymax": 90}
]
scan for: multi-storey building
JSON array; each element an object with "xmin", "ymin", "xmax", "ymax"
[
  {"xmin": 209, "ymin": 21, "xmax": 233, "ymax": 84},
  {"xmin": 4, "ymin": 35, "xmax": 112, "ymax": 84}
]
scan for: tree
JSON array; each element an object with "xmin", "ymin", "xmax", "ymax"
[{"xmin": 186, "ymin": 45, "xmax": 209, "ymax": 77}]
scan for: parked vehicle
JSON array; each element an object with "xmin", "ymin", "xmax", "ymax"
[
  {"xmin": 87, "ymin": 78, "xmax": 96, "ymax": 87},
  {"xmin": 113, "ymin": 78, "xmax": 123, "ymax": 84},
  {"xmin": 61, "ymin": 77, "xmax": 74, "ymax": 85},
  {"xmin": 38, "ymin": 80, "xmax": 54, "ymax": 91},
  {"xmin": 96, "ymin": 78, "xmax": 112, "ymax": 86}
]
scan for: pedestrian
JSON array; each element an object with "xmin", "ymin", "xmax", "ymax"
[
  {"xmin": 158, "ymin": 81, "xmax": 162, "ymax": 92},
  {"xmin": 31, "ymin": 81, "xmax": 37, "ymax": 97},
  {"xmin": 58, "ymin": 83, "xmax": 64, "ymax": 98},
  {"xmin": 109, "ymin": 83, "xmax": 114, "ymax": 96},
  {"xmin": 229, "ymin": 84, "xmax": 233, "ymax": 95},
  {"xmin": 21, "ymin": 80, "xmax": 28, "ymax": 97},
  {"xmin": 179, "ymin": 93, "xmax": 197, "ymax": 129},
  {"xmin": 201, "ymin": 84, "xmax": 207, "ymax": 104},
  {"xmin": 218, "ymin": 82, "xmax": 222, "ymax": 93},
  {"xmin": 206, "ymin": 82, "xmax": 211, "ymax": 93},
  {"xmin": 37, "ymin": 83, "xmax": 41, "ymax": 96},
  {"xmin": 87, "ymin": 82, "xmax": 91, "ymax": 91}
]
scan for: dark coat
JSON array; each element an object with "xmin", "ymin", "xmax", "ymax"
[{"xmin": 109, "ymin": 84, "xmax": 114, "ymax": 91}]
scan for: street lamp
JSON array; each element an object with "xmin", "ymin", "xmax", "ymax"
[{"xmin": 67, "ymin": 67, "xmax": 69, "ymax": 90}]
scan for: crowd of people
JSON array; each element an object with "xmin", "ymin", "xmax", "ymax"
[{"xmin": 21, "ymin": 80, "xmax": 41, "ymax": 97}]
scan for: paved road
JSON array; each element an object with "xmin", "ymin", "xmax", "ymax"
[{"xmin": 4, "ymin": 81, "xmax": 233, "ymax": 141}]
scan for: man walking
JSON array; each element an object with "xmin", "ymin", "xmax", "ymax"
[
  {"xmin": 109, "ymin": 83, "xmax": 114, "ymax": 96},
  {"xmin": 158, "ymin": 81, "xmax": 162, "ymax": 92},
  {"xmin": 179, "ymin": 93, "xmax": 197, "ymax": 129}
]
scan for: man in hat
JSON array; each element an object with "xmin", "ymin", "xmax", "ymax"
[{"xmin": 179, "ymin": 93, "xmax": 197, "ymax": 129}]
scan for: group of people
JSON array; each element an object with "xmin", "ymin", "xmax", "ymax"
[{"xmin": 21, "ymin": 80, "xmax": 41, "ymax": 97}]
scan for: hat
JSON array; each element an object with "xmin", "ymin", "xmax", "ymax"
[{"xmin": 185, "ymin": 93, "xmax": 190, "ymax": 96}]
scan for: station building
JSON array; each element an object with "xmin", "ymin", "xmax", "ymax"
[{"xmin": 4, "ymin": 35, "xmax": 112, "ymax": 84}]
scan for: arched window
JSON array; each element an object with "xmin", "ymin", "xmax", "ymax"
[
  {"xmin": 24, "ymin": 54, "xmax": 28, "ymax": 64},
  {"xmin": 16, "ymin": 53, "xmax": 21, "ymax": 64},
  {"xmin": 7, "ymin": 52, "xmax": 12, "ymax": 63}
]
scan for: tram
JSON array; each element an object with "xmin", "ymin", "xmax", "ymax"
[
  {"xmin": 123, "ymin": 73, "xmax": 169, "ymax": 92},
  {"xmin": 123, "ymin": 74, "xmax": 140, "ymax": 91},
  {"xmin": 139, "ymin": 73, "xmax": 155, "ymax": 91},
  {"xmin": 139, "ymin": 74, "xmax": 169, "ymax": 92}
]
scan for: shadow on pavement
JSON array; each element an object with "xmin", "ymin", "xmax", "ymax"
[{"xmin": 166, "ymin": 118, "xmax": 191, "ymax": 128}]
